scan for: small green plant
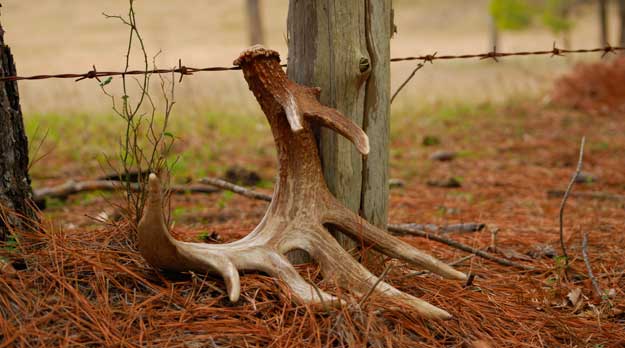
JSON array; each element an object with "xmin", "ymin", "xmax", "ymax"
[
  {"xmin": 554, "ymin": 254, "xmax": 567, "ymax": 266},
  {"xmin": 197, "ymin": 231, "xmax": 221, "ymax": 243},
  {"xmin": 255, "ymin": 179, "xmax": 273, "ymax": 189},
  {"xmin": 217, "ymin": 191, "xmax": 235, "ymax": 209},
  {"xmin": 422, "ymin": 135, "xmax": 441, "ymax": 147},
  {"xmin": 590, "ymin": 141, "xmax": 609, "ymax": 151},
  {"xmin": 544, "ymin": 276, "xmax": 557, "ymax": 285},
  {"xmin": 449, "ymin": 191, "xmax": 474, "ymax": 203},
  {"xmin": 197, "ymin": 231, "xmax": 211, "ymax": 241},
  {"xmin": 1, "ymin": 234, "xmax": 18, "ymax": 253},
  {"xmin": 172, "ymin": 207, "xmax": 187, "ymax": 220},
  {"xmin": 99, "ymin": 0, "xmax": 178, "ymax": 230}
]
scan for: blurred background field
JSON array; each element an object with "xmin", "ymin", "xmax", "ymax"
[{"xmin": 4, "ymin": 0, "xmax": 622, "ymax": 114}]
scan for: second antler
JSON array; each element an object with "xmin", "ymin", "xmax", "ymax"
[{"xmin": 137, "ymin": 46, "xmax": 466, "ymax": 319}]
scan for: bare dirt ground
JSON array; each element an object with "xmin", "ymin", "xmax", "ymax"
[{"xmin": 1, "ymin": 1, "xmax": 625, "ymax": 347}]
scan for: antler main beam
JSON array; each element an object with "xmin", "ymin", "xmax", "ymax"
[{"xmin": 137, "ymin": 46, "xmax": 466, "ymax": 319}]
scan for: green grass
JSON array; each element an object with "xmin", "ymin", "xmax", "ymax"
[
  {"xmin": 25, "ymin": 109, "xmax": 271, "ymax": 180},
  {"xmin": 389, "ymin": 99, "xmax": 521, "ymax": 179},
  {"xmin": 25, "ymin": 98, "xmax": 537, "ymax": 195}
]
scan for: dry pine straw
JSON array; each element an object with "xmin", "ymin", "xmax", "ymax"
[
  {"xmin": 5, "ymin": 69, "xmax": 625, "ymax": 345},
  {"xmin": 0, "ymin": 212, "xmax": 623, "ymax": 348},
  {"xmin": 5, "ymin": 99, "xmax": 625, "ymax": 346}
]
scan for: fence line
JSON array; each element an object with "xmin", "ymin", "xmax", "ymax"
[{"xmin": 1, "ymin": 45, "xmax": 623, "ymax": 83}]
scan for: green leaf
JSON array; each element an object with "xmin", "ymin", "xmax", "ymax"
[
  {"xmin": 163, "ymin": 131, "xmax": 174, "ymax": 138},
  {"xmin": 99, "ymin": 77, "xmax": 113, "ymax": 87}
]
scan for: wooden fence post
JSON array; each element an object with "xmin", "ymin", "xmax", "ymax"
[{"xmin": 287, "ymin": 0, "xmax": 391, "ymax": 264}]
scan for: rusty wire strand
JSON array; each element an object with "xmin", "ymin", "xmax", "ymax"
[{"xmin": 1, "ymin": 45, "xmax": 622, "ymax": 82}]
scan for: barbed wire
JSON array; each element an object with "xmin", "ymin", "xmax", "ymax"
[{"xmin": 1, "ymin": 44, "xmax": 622, "ymax": 82}]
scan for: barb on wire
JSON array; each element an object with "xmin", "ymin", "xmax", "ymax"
[
  {"xmin": 76, "ymin": 65, "xmax": 100, "ymax": 82},
  {"xmin": 177, "ymin": 59, "xmax": 192, "ymax": 83},
  {"xmin": 479, "ymin": 45, "xmax": 499, "ymax": 62},
  {"xmin": 601, "ymin": 44, "xmax": 615, "ymax": 58},
  {"xmin": 551, "ymin": 42, "xmax": 563, "ymax": 57},
  {"xmin": 1, "ymin": 45, "xmax": 623, "ymax": 82}
]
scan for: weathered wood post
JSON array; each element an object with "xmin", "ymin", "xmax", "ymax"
[
  {"xmin": 599, "ymin": 0, "xmax": 609, "ymax": 47},
  {"xmin": 0, "ymin": 20, "xmax": 37, "ymax": 240},
  {"xmin": 287, "ymin": 0, "xmax": 392, "ymax": 263},
  {"xmin": 619, "ymin": 0, "xmax": 625, "ymax": 49}
]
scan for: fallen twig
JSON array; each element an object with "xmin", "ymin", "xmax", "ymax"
[
  {"xmin": 97, "ymin": 170, "xmax": 147, "ymax": 183},
  {"xmin": 36, "ymin": 176, "xmax": 407, "ymax": 205},
  {"xmin": 387, "ymin": 224, "xmax": 536, "ymax": 271},
  {"xmin": 358, "ymin": 264, "xmax": 393, "ymax": 307},
  {"xmin": 33, "ymin": 180, "xmax": 218, "ymax": 201},
  {"xmin": 581, "ymin": 232, "xmax": 603, "ymax": 300},
  {"xmin": 547, "ymin": 190, "xmax": 625, "ymax": 202},
  {"xmin": 398, "ymin": 223, "xmax": 485, "ymax": 234},
  {"xmin": 558, "ymin": 137, "xmax": 585, "ymax": 272},
  {"xmin": 200, "ymin": 177, "xmax": 272, "ymax": 202}
]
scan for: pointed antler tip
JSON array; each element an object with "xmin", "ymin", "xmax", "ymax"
[
  {"xmin": 147, "ymin": 173, "xmax": 162, "ymax": 195},
  {"xmin": 361, "ymin": 136, "xmax": 370, "ymax": 155}
]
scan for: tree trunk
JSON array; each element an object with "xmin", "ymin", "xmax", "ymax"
[
  {"xmin": 287, "ymin": 0, "xmax": 391, "ymax": 264},
  {"xmin": 488, "ymin": 14, "xmax": 499, "ymax": 51},
  {"xmin": 618, "ymin": 0, "xmax": 625, "ymax": 48},
  {"xmin": 560, "ymin": 2, "xmax": 572, "ymax": 50},
  {"xmin": 0, "ymin": 23, "xmax": 37, "ymax": 241},
  {"xmin": 245, "ymin": 0, "xmax": 265, "ymax": 45},
  {"xmin": 599, "ymin": 0, "xmax": 609, "ymax": 47}
]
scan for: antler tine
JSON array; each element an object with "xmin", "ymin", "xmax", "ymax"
[
  {"xmin": 306, "ymin": 224, "xmax": 453, "ymax": 319},
  {"xmin": 138, "ymin": 174, "xmax": 241, "ymax": 302},
  {"xmin": 302, "ymin": 104, "xmax": 370, "ymax": 155},
  {"xmin": 323, "ymin": 202, "xmax": 467, "ymax": 281}
]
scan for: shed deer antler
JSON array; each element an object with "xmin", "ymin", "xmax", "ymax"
[{"xmin": 138, "ymin": 46, "xmax": 466, "ymax": 319}]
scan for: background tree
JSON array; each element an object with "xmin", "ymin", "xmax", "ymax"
[
  {"xmin": 489, "ymin": 0, "xmax": 533, "ymax": 31},
  {"xmin": 598, "ymin": 0, "xmax": 608, "ymax": 46},
  {"xmin": 541, "ymin": 0, "xmax": 574, "ymax": 48},
  {"xmin": 488, "ymin": 12, "xmax": 500, "ymax": 50},
  {"xmin": 0, "ymin": 19, "xmax": 37, "ymax": 241},
  {"xmin": 287, "ymin": 0, "xmax": 392, "ymax": 263},
  {"xmin": 245, "ymin": 0, "xmax": 265, "ymax": 45},
  {"xmin": 618, "ymin": 0, "xmax": 625, "ymax": 47},
  {"xmin": 489, "ymin": 0, "xmax": 575, "ymax": 48}
]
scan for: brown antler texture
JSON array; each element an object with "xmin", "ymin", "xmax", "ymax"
[{"xmin": 137, "ymin": 46, "xmax": 466, "ymax": 320}]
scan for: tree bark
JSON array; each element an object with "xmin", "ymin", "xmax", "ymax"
[
  {"xmin": 245, "ymin": 0, "xmax": 265, "ymax": 45},
  {"xmin": 0, "ymin": 23, "xmax": 37, "ymax": 241},
  {"xmin": 287, "ymin": 0, "xmax": 391, "ymax": 263},
  {"xmin": 599, "ymin": 0, "xmax": 609, "ymax": 47},
  {"xmin": 618, "ymin": 0, "xmax": 625, "ymax": 48}
]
